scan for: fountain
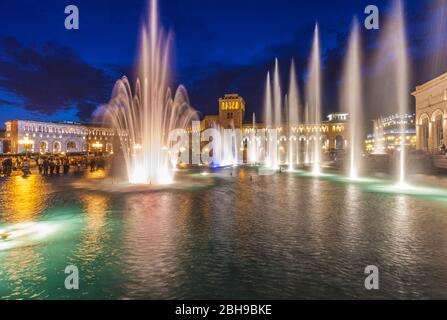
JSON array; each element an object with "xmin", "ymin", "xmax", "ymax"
[
  {"xmin": 371, "ymin": 0, "xmax": 410, "ymax": 186},
  {"xmin": 372, "ymin": 117, "xmax": 386, "ymax": 155},
  {"xmin": 393, "ymin": 1, "xmax": 410, "ymax": 187},
  {"xmin": 248, "ymin": 113, "xmax": 258, "ymax": 164},
  {"xmin": 264, "ymin": 72, "xmax": 275, "ymax": 168},
  {"xmin": 220, "ymin": 125, "xmax": 240, "ymax": 167},
  {"xmin": 102, "ymin": 0, "xmax": 197, "ymax": 185},
  {"xmin": 307, "ymin": 24, "xmax": 322, "ymax": 175},
  {"xmin": 342, "ymin": 19, "xmax": 363, "ymax": 180},
  {"xmin": 288, "ymin": 60, "xmax": 301, "ymax": 170}
]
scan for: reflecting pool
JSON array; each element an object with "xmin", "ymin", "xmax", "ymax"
[{"xmin": 1, "ymin": 168, "xmax": 447, "ymax": 299}]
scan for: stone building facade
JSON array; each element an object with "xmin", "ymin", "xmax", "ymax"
[
  {"xmin": 3, "ymin": 120, "xmax": 116, "ymax": 154},
  {"xmin": 412, "ymin": 72, "xmax": 447, "ymax": 154},
  {"xmin": 202, "ymin": 94, "xmax": 349, "ymax": 152}
]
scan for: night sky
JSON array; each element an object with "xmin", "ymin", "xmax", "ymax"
[{"xmin": 1, "ymin": 0, "xmax": 447, "ymax": 128}]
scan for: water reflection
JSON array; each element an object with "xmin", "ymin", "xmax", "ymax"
[
  {"xmin": 1, "ymin": 167, "xmax": 447, "ymax": 299},
  {"xmin": 121, "ymin": 193, "xmax": 181, "ymax": 299},
  {"xmin": 0, "ymin": 244, "xmax": 46, "ymax": 299},
  {"xmin": 76, "ymin": 194, "xmax": 110, "ymax": 264},
  {"xmin": 0, "ymin": 175, "xmax": 51, "ymax": 223}
]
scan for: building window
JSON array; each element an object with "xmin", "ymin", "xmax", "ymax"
[
  {"xmin": 421, "ymin": 118, "xmax": 429, "ymax": 152},
  {"xmin": 53, "ymin": 141, "xmax": 62, "ymax": 153},
  {"xmin": 39, "ymin": 141, "xmax": 48, "ymax": 153},
  {"xmin": 335, "ymin": 135, "xmax": 344, "ymax": 150},
  {"xmin": 435, "ymin": 114, "xmax": 444, "ymax": 151},
  {"xmin": 67, "ymin": 141, "xmax": 77, "ymax": 152}
]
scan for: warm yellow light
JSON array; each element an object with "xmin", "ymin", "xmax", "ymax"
[
  {"xmin": 18, "ymin": 137, "xmax": 34, "ymax": 146},
  {"xmin": 92, "ymin": 142, "xmax": 103, "ymax": 149}
]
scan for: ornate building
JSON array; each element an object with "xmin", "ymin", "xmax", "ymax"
[
  {"xmin": 3, "ymin": 120, "xmax": 116, "ymax": 154},
  {"xmin": 364, "ymin": 114, "xmax": 416, "ymax": 154},
  {"xmin": 202, "ymin": 94, "xmax": 349, "ymax": 153},
  {"xmin": 412, "ymin": 72, "xmax": 447, "ymax": 154},
  {"xmin": 202, "ymin": 94, "xmax": 246, "ymax": 130}
]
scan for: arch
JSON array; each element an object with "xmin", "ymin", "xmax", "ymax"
[
  {"xmin": 67, "ymin": 141, "xmax": 77, "ymax": 152},
  {"xmin": 105, "ymin": 143, "xmax": 113, "ymax": 152},
  {"xmin": 431, "ymin": 109, "xmax": 445, "ymax": 122},
  {"xmin": 335, "ymin": 135, "xmax": 344, "ymax": 150},
  {"xmin": 53, "ymin": 141, "xmax": 62, "ymax": 153},
  {"xmin": 434, "ymin": 112, "xmax": 444, "ymax": 151},
  {"xmin": 418, "ymin": 113, "xmax": 430, "ymax": 125},
  {"xmin": 39, "ymin": 141, "xmax": 48, "ymax": 153},
  {"xmin": 419, "ymin": 115, "xmax": 430, "ymax": 152}
]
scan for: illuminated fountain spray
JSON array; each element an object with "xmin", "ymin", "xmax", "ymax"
[
  {"xmin": 304, "ymin": 103, "xmax": 310, "ymax": 164},
  {"xmin": 264, "ymin": 72, "xmax": 274, "ymax": 167},
  {"xmin": 372, "ymin": 117, "xmax": 386, "ymax": 155},
  {"xmin": 307, "ymin": 25, "xmax": 322, "ymax": 175},
  {"xmin": 221, "ymin": 124, "xmax": 239, "ymax": 167},
  {"xmin": 248, "ymin": 113, "xmax": 258, "ymax": 164},
  {"xmin": 103, "ymin": 0, "xmax": 197, "ymax": 184},
  {"xmin": 343, "ymin": 19, "xmax": 363, "ymax": 180},
  {"xmin": 394, "ymin": 1, "xmax": 410, "ymax": 186},
  {"xmin": 288, "ymin": 60, "xmax": 301, "ymax": 171},
  {"xmin": 272, "ymin": 59, "xmax": 282, "ymax": 169},
  {"xmin": 383, "ymin": 0, "xmax": 410, "ymax": 186}
]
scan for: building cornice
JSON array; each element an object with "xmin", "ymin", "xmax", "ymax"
[{"xmin": 412, "ymin": 72, "xmax": 447, "ymax": 96}]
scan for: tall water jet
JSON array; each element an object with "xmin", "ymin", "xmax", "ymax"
[
  {"xmin": 288, "ymin": 60, "xmax": 301, "ymax": 170},
  {"xmin": 370, "ymin": 0, "xmax": 410, "ymax": 185},
  {"xmin": 304, "ymin": 103, "xmax": 311, "ymax": 164},
  {"xmin": 342, "ymin": 19, "xmax": 363, "ymax": 180},
  {"xmin": 264, "ymin": 72, "xmax": 275, "ymax": 167},
  {"xmin": 103, "ymin": 0, "xmax": 197, "ymax": 185},
  {"xmin": 372, "ymin": 117, "xmax": 386, "ymax": 155},
  {"xmin": 395, "ymin": 1, "xmax": 410, "ymax": 186},
  {"xmin": 307, "ymin": 24, "xmax": 322, "ymax": 175},
  {"xmin": 272, "ymin": 59, "xmax": 282, "ymax": 169},
  {"xmin": 248, "ymin": 113, "xmax": 258, "ymax": 164}
]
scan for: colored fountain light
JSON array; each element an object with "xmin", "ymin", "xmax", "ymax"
[{"xmin": 101, "ymin": 0, "xmax": 197, "ymax": 185}]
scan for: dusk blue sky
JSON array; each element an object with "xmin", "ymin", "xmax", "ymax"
[{"xmin": 0, "ymin": 0, "xmax": 446, "ymax": 127}]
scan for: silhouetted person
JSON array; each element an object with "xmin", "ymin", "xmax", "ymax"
[
  {"xmin": 55, "ymin": 158, "xmax": 61, "ymax": 174},
  {"xmin": 6, "ymin": 158, "xmax": 12, "ymax": 176},
  {"xmin": 43, "ymin": 159, "xmax": 49, "ymax": 175},
  {"xmin": 37, "ymin": 157, "xmax": 43, "ymax": 174},
  {"xmin": 90, "ymin": 158, "xmax": 96, "ymax": 172},
  {"xmin": 63, "ymin": 158, "xmax": 70, "ymax": 174},
  {"xmin": 49, "ymin": 159, "xmax": 55, "ymax": 174}
]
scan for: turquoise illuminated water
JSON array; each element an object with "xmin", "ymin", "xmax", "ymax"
[{"xmin": 1, "ymin": 167, "xmax": 447, "ymax": 299}]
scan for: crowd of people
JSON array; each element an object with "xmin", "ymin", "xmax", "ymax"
[{"xmin": 0, "ymin": 155, "xmax": 109, "ymax": 177}]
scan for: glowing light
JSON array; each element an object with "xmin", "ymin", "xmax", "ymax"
[
  {"xmin": 92, "ymin": 142, "xmax": 103, "ymax": 149},
  {"xmin": 0, "ymin": 221, "xmax": 60, "ymax": 251}
]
